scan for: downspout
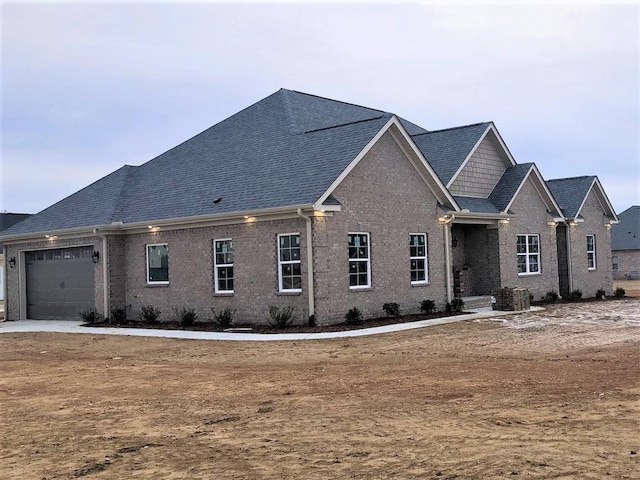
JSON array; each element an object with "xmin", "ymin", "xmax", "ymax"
[
  {"xmin": 93, "ymin": 229, "xmax": 109, "ymax": 317},
  {"xmin": 1, "ymin": 250, "xmax": 6, "ymax": 320},
  {"xmin": 442, "ymin": 215, "xmax": 455, "ymax": 304},
  {"xmin": 566, "ymin": 221, "xmax": 573, "ymax": 295},
  {"xmin": 296, "ymin": 209, "xmax": 315, "ymax": 321}
]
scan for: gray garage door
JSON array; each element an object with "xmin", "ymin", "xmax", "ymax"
[{"xmin": 26, "ymin": 246, "xmax": 95, "ymax": 319}]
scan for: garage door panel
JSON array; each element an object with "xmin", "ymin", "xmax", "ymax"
[{"xmin": 26, "ymin": 247, "xmax": 95, "ymax": 320}]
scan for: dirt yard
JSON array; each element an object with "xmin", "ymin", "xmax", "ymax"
[
  {"xmin": 1, "ymin": 300, "xmax": 639, "ymax": 480},
  {"xmin": 615, "ymin": 279, "xmax": 640, "ymax": 298}
]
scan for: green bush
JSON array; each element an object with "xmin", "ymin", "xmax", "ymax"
[
  {"xmin": 450, "ymin": 297, "xmax": 465, "ymax": 313},
  {"xmin": 268, "ymin": 306, "xmax": 295, "ymax": 329},
  {"xmin": 139, "ymin": 306, "xmax": 161, "ymax": 324},
  {"xmin": 211, "ymin": 307, "xmax": 236, "ymax": 328},
  {"xmin": 110, "ymin": 307, "xmax": 127, "ymax": 324},
  {"xmin": 544, "ymin": 290, "xmax": 559, "ymax": 303},
  {"xmin": 420, "ymin": 299, "xmax": 436, "ymax": 314},
  {"xmin": 595, "ymin": 288, "xmax": 606, "ymax": 299},
  {"xmin": 382, "ymin": 302, "xmax": 400, "ymax": 317},
  {"xmin": 174, "ymin": 307, "xmax": 197, "ymax": 327},
  {"xmin": 569, "ymin": 289, "xmax": 583, "ymax": 301},
  {"xmin": 614, "ymin": 287, "xmax": 626, "ymax": 298},
  {"xmin": 79, "ymin": 308, "xmax": 104, "ymax": 325},
  {"xmin": 345, "ymin": 307, "xmax": 363, "ymax": 325}
]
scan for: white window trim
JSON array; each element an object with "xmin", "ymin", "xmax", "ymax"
[
  {"xmin": 517, "ymin": 234, "xmax": 541, "ymax": 276},
  {"xmin": 146, "ymin": 243, "xmax": 169, "ymax": 285},
  {"xmin": 587, "ymin": 234, "xmax": 596, "ymax": 270},
  {"xmin": 214, "ymin": 238, "xmax": 234, "ymax": 294},
  {"xmin": 612, "ymin": 255, "xmax": 619, "ymax": 271},
  {"xmin": 278, "ymin": 232, "xmax": 302, "ymax": 293},
  {"xmin": 348, "ymin": 232, "xmax": 371, "ymax": 290},
  {"xmin": 409, "ymin": 233, "xmax": 428, "ymax": 285}
]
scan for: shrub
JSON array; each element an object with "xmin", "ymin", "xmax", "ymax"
[
  {"xmin": 595, "ymin": 288, "xmax": 606, "ymax": 299},
  {"xmin": 345, "ymin": 307, "xmax": 363, "ymax": 325},
  {"xmin": 450, "ymin": 297, "xmax": 465, "ymax": 313},
  {"xmin": 614, "ymin": 287, "xmax": 626, "ymax": 298},
  {"xmin": 420, "ymin": 299, "xmax": 436, "ymax": 314},
  {"xmin": 569, "ymin": 289, "xmax": 583, "ymax": 301},
  {"xmin": 110, "ymin": 307, "xmax": 127, "ymax": 324},
  {"xmin": 268, "ymin": 306, "xmax": 295, "ymax": 329},
  {"xmin": 544, "ymin": 290, "xmax": 559, "ymax": 303},
  {"xmin": 139, "ymin": 306, "xmax": 161, "ymax": 324},
  {"xmin": 211, "ymin": 307, "xmax": 236, "ymax": 329},
  {"xmin": 79, "ymin": 308, "xmax": 104, "ymax": 325},
  {"xmin": 174, "ymin": 307, "xmax": 198, "ymax": 327},
  {"xmin": 382, "ymin": 302, "xmax": 400, "ymax": 317}
]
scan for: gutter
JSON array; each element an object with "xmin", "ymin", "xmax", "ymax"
[
  {"xmin": 296, "ymin": 209, "xmax": 315, "ymax": 321},
  {"xmin": 93, "ymin": 229, "xmax": 110, "ymax": 318}
]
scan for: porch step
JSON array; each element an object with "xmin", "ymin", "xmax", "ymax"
[{"xmin": 461, "ymin": 295, "xmax": 492, "ymax": 311}]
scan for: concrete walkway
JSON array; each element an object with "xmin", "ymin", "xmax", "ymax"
[{"xmin": 0, "ymin": 307, "xmax": 543, "ymax": 342}]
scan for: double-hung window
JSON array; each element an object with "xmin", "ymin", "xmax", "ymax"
[
  {"xmin": 146, "ymin": 244, "xmax": 169, "ymax": 284},
  {"xmin": 612, "ymin": 255, "xmax": 619, "ymax": 272},
  {"xmin": 348, "ymin": 233, "xmax": 370, "ymax": 289},
  {"xmin": 517, "ymin": 234, "xmax": 540, "ymax": 275},
  {"xmin": 278, "ymin": 233, "xmax": 302, "ymax": 292},
  {"xmin": 409, "ymin": 233, "xmax": 428, "ymax": 284},
  {"xmin": 587, "ymin": 235, "xmax": 596, "ymax": 270},
  {"xmin": 214, "ymin": 239, "xmax": 234, "ymax": 293}
]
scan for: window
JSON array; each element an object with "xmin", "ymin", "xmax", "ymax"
[
  {"xmin": 517, "ymin": 234, "xmax": 540, "ymax": 275},
  {"xmin": 587, "ymin": 235, "xmax": 596, "ymax": 270},
  {"xmin": 612, "ymin": 255, "xmax": 619, "ymax": 271},
  {"xmin": 348, "ymin": 233, "xmax": 370, "ymax": 288},
  {"xmin": 278, "ymin": 233, "xmax": 301, "ymax": 292},
  {"xmin": 214, "ymin": 239, "xmax": 234, "ymax": 293},
  {"xmin": 146, "ymin": 244, "xmax": 169, "ymax": 284},
  {"xmin": 409, "ymin": 233, "xmax": 428, "ymax": 284}
]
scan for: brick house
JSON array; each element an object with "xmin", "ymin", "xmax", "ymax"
[
  {"xmin": 0, "ymin": 89, "xmax": 619, "ymax": 323},
  {"xmin": 611, "ymin": 206, "xmax": 640, "ymax": 280}
]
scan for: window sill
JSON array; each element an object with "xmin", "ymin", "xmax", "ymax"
[
  {"xmin": 411, "ymin": 282, "xmax": 430, "ymax": 288},
  {"xmin": 588, "ymin": 268, "xmax": 597, "ymax": 272},
  {"xmin": 349, "ymin": 287, "xmax": 372, "ymax": 292},
  {"xmin": 146, "ymin": 283, "xmax": 169, "ymax": 287},
  {"xmin": 213, "ymin": 292, "xmax": 234, "ymax": 297},
  {"xmin": 517, "ymin": 273, "xmax": 541, "ymax": 277},
  {"xmin": 277, "ymin": 291, "xmax": 302, "ymax": 296}
]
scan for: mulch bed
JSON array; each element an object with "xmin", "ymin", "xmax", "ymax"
[{"xmin": 85, "ymin": 311, "xmax": 465, "ymax": 334}]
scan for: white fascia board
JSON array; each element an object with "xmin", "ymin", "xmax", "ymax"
[
  {"xmin": 0, "ymin": 204, "xmax": 316, "ymax": 243},
  {"xmin": 445, "ymin": 124, "xmax": 491, "ymax": 188},
  {"xmin": 487, "ymin": 123, "xmax": 517, "ymax": 167},
  {"xmin": 503, "ymin": 164, "xmax": 564, "ymax": 220},
  {"xmin": 502, "ymin": 164, "xmax": 534, "ymax": 213},
  {"xmin": 592, "ymin": 177, "xmax": 619, "ymax": 222},
  {"xmin": 531, "ymin": 164, "xmax": 564, "ymax": 218},
  {"xmin": 314, "ymin": 116, "xmax": 459, "ymax": 212}
]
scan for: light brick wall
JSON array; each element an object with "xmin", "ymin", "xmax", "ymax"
[
  {"xmin": 312, "ymin": 131, "xmax": 448, "ymax": 324},
  {"xmin": 568, "ymin": 190, "xmax": 614, "ymax": 296},
  {"xmin": 612, "ymin": 250, "xmax": 640, "ymax": 280},
  {"xmin": 497, "ymin": 178, "xmax": 559, "ymax": 300},
  {"xmin": 3, "ymin": 236, "xmax": 102, "ymax": 320},
  {"xmin": 121, "ymin": 218, "xmax": 309, "ymax": 324},
  {"xmin": 449, "ymin": 132, "xmax": 508, "ymax": 197}
]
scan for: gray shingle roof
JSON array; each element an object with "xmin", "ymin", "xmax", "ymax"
[
  {"xmin": 411, "ymin": 122, "xmax": 491, "ymax": 185},
  {"xmin": 2, "ymin": 89, "xmax": 394, "ymax": 236},
  {"xmin": 488, "ymin": 163, "xmax": 534, "ymax": 212},
  {"xmin": 546, "ymin": 176, "xmax": 596, "ymax": 219},
  {"xmin": 454, "ymin": 196, "xmax": 501, "ymax": 214},
  {"xmin": 611, "ymin": 205, "xmax": 640, "ymax": 251}
]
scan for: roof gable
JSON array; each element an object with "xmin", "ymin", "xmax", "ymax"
[
  {"xmin": 411, "ymin": 122, "xmax": 491, "ymax": 185},
  {"xmin": 546, "ymin": 176, "xmax": 618, "ymax": 221},
  {"xmin": 612, "ymin": 205, "xmax": 640, "ymax": 250}
]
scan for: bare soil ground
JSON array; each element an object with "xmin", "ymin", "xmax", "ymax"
[
  {"xmin": 615, "ymin": 279, "xmax": 640, "ymax": 298},
  {"xmin": 1, "ymin": 300, "xmax": 639, "ymax": 480}
]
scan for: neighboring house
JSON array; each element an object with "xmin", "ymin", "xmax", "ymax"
[
  {"xmin": 0, "ymin": 89, "xmax": 619, "ymax": 323},
  {"xmin": 611, "ymin": 206, "xmax": 640, "ymax": 280},
  {"xmin": 546, "ymin": 177, "xmax": 618, "ymax": 298},
  {"xmin": 0, "ymin": 213, "xmax": 31, "ymax": 315}
]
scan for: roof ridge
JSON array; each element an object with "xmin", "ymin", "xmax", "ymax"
[
  {"xmin": 286, "ymin": 88, "xmax": 387, "ymax": 115},
  {"xmin": 412, "ymin": 121, "xmax": 491, "ymax": 136},
  {"xmin": 303, "ymin": 114, "xmax": 388, "ymax": 134}
]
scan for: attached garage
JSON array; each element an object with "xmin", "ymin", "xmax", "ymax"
[{"xmin": 25, "ymin": 246, "xmax": 95, "ymax": 319}]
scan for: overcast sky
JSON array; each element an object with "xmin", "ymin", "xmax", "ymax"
[{"xmin": 1, "ymin": 2, "xmax": 638, "ymax": 215}]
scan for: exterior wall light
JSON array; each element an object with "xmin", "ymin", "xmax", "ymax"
[
  {"xmin": 8, "ymin": 257, "xmax": 16, "ymax": 269},
  {"xmin": 92, "ymin": 251, "xmax": 100, "ymax": 264}
]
